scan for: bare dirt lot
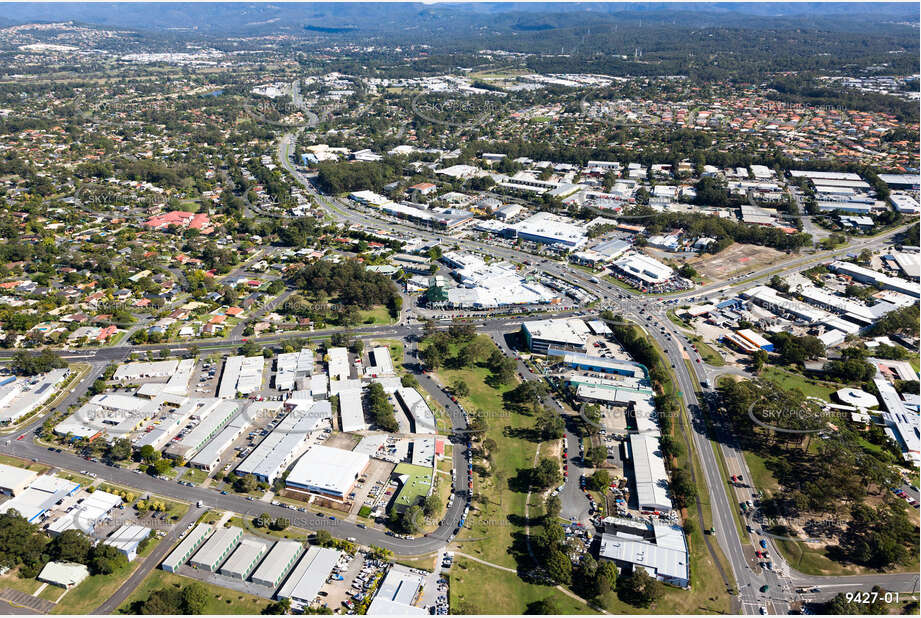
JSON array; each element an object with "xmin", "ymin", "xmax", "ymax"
[{"xmin": 688, "ymin": 243, "xmax": 788, "ymax": 280}]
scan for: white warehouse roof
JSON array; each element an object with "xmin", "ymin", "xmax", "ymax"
[{"xmin": 285, "ymin": 445, "xmax": 369, "ymax": 498}]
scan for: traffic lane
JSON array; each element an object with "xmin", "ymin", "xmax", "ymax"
[{"xmin": 10, "ymin": 439, "xmax": 451, "ymax": 556}]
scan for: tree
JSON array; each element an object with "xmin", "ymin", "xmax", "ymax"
[
  {"xmin": 234, "ymin": 474, "xmax": 257, "ymax": 494},
  {"xmin": 107, "ymin": 438, "xmax": 131, "ymax": 461},
  {"xmin": 532, "ymin": 458, "xmax": 561, "ymax": 489},
  {"xmin": 48, "ymin": 529, "xmax": 91, "ymax": 564},
  {"xmin": 620, "ymin": 567, "xmax": 664, "ymax": 607},
  {"xmin": 586, "ymin": 446, "xmax": 607, "ymax": 468},
  {"xmin": 451, "ymin": 379, "xmax": 470, "ymax": 398},
  {"xmin": 153, "ymin": 458, "xmax": 173, "ymax": 476},
  {"xmin": 89, "ymin": 543, "xmax": 128, "ymax": 575},
  {"xmin": 262, "ymin": 598, "xmax": 291, "ymax": 615},
  {"xmin": 534, "ymin": 408, "xmax": 564, "ymax": 440},
  {"xmin": 546, "ymin": 548, "xmax": 572, "ymax": 585},
  {"xmin": 181, "ymin": 582, "xmax": 209, "ymax": 614},
  {"xmin": 10, "ymin": 350, "xmax": 65, "ymax": 376},
  {"xmin": 589, "ymin": 469, "xmax": 611, "ymax": 491},
  {"xmin": 315, "ymin": 529, "xmax": 333, "ymax": 546},
  {"xmin": 139, "ymin": 445, "xmax": 159, "ymax": 464},
  {"xmin": 525, "ymin": 598, "xmax": 560, "ymax": 615},
  {"xmin": 270, "ymin": 517, "xmax": 289, "ymax": 531},
  {"xmin": 423, "ymin": 494, "xmax": 442, "ymax": 517},
  {"xmin": 401, "ymin": 505, "xmax": 424, "ymax": 533}
]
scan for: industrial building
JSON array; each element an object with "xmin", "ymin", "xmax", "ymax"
[
  {"xmin": 367, "ymin": 565, "xmax": 427, "ymax": 615},
  {"xmin": 725, "ymin": 328, "xmax": 774, "ymax": 354},
  {"xmin": 218, "ymin": 355, "xmax": 265, "ymax": 398},
  {"xmin": 829, "ymin": 261, "xmax": 921, "ymax": 298},
  {"xmin": 250, "ymin": 541, "xmax": 303, "ymax": 588},
  {"xmin": 0, "ymin": 463, "xmax": 38, "ymax": 496},
  {"xmin": 276, "ymin": 546, "xmax": 341, "ymax": 609},
  {"xmin": 327, "ymin": 347, "xmax": 350, "ymax": 382},
  {"xmin": 38, "ymin": 562, "xmax": 89, "ymax": 589},
  {"xmin": 741, "ymin": 285, "xmax": 830, "ymax": 323},
  {"xmin": 0, "ymin": 475, "xmax": 80, "ymax": 523},
  {"xmin": 511, "ymin": 212, "xmax": 588, "ymax": 248},
  {"xmin": 219, "ymin": 538, "xmax": 267, "ymax": 580},
  {"xmin": 161, "ymin": 524, "xmax": 213, "ymax": 572},
  {"xmin": 598, "ymin": 518, "xmax": 689, "ymax": 588},
  {"xmin": 275, "ymin": 349, "xmax": 314, "ymax": 391},
  {"xmin": 548, "ymin": 349, "xmax": 646, "ymax": 378},
  {"xmin": 0, "ymin": 368, "xmax": 69, "ymax": 425},
  {"xmin": 285, "ymin": 445, "xmax": 369, "ymax": 501},
  {"xmin": 189, "ymin": 526, "xmax": 242, "ymax": 572},
  {"xmin": 235, "ymin": 400, "xmax": 332, "ymax": 483},
  {"xmin": 628, "ymin": 433, "xmax": 672, "ymax": 512},
  {"xmin": 337, "ymin": 387, "xmax": 366, "ymax": 433},
  {"xmin": 47, "ymin": 490, "xmax": 122, "ymax": 536},
  {"xmin": 394, "ymin": 388, "xmax": 436, "ymax": 434},
  {"xmin": 189, "ymin": 406, "xmax": 255, "ymax": 470},
  {"xmin": 134, "ymin": 398, "xmax": 211, "ymax": 452},
  {"xmin": 135, "ymin": 359, "xmax": 195, "ymax": 398},
  {"xmin": 165, "ymin": 400, "xmax": 241, "ymax": 461},
  {"xmin": 873, "ymin": 375, "xmax": 921, "ymax": 466},
  {"xmin": 611, "ymin": 253, "xmax": 675, "ymax": 286},
  {"xmin": 521, "ymin": 318, "xmax": 590, "ymax": 354},
  {"xmin": 367, "ymin": 347, "xmax": 395, "ymax": 377},
  {"xmin": 435, "ymin": 252, "xmax": 561, "ymax": 309},
  {"xmin": 113, "ymin": 360, "xmax": 180, "ymax": 381},
  {"xmin": 105, "ymin": 524, "xmax": 151, "ymax": 561}
]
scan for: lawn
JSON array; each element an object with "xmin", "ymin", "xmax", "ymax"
[
  {"xmin": 691, "ymin": 337, "xmax": 725, "ymax": 367},
  {"xmin": 0, "ymin": 568, "xmax": 42, "ymax": 595},
  {"xmin": 182, "ymin": 467, "xmax": 209, "ymax": 485},
  {"xmin": 226, "ymin": 516, "xmax": 312, "ymax": 542},
  {"xmin": 394, "ymin": 553, "xmax": 438, "ymax": 572},
  {"xmin": 357, "ymin": 305, "xmax": 395, "ymax": 325},
  {"xmin": 759, "ymin": 366, "xmax": 838, "ymax": 400},
  {"xmin": 0, "ymin": 454, "xmax": 50, "ymax": 474},
  {"xmin": 423, "ymin": 335, "xmax": 537, "ymax": 569},
  {"xmin": 449, "ymin": 557, "xmax": 597, "ymax": 615},
  {"xmin": 115, "ymin": 570, "xmax": 271, "ymax": 614},
  {"xmin": 58, "ymin": 471, "xmax": 95, "ymax": 488}
]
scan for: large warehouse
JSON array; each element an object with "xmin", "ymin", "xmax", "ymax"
[
  {"xmin": 611, "ymin": 253, "xmax": 674, "ymax": 286},
  {"xmin": 189, "ymin": 526, "xmax": 242, "ymax": 572},
  {"xmin": 165, "ymin": 400, "xmax": 241, "ymax": 461},
  {"xmin": 219, "ymin": 538, "xmax": 267, "ymax": 580},
  {"xmin": 0, "ymin": 463, "xmax": 38, "ymax": 496},
  {"xmin": 189, "ymin": 406, "xmax": 258, "ymax": 471},
  {"xmin": 235, "ymin": 400, "xmax": 332, "ymax": 483},
  {"xmin": 598, "ymin": 518, "xmax": 689, "ymax": 588},
  {"xmin": 285, "ymin": 445, "xmax": 369, "ymax": 501},
  {"xmin": 250, "ymin": 541, "xmax": 303, "ymax": 588},
  {"xmin": 521, "ymin": 318, "xmax": 590, "ymax": 354},
  {"xmin": 367, "ymin": 565, "xmax": 427, "ymax": 615},
  {"xmin": 394, "ymin": 388, "xmax": 436, "ymax": 434},
  {"xmin": 276, "ymin": 546, "xmax": 341, "ymax": 609},
  {"xmin": 628, "ymin": 433, "xmax": 673, "ymax": 513},
  {"xmin": 337, "ymin": 387, "xmax": 366, "ymax": 433},
  {"xmin": 161, "ymin": 524, "xmax": 213, "ymax": 573}
]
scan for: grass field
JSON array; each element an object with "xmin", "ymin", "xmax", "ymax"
[
  {"xmin": 182, "ymin": 467, "xmax": 209, "ymax": 485},
  {"xmin": 358, "ymin": 305, "xmax": 395, "ymax": 325},
  {"xmin": 0, "ymin": 454, "xmax": 50, "ymax": 474},
  {"xmin": 450, "ymin": 557, "xmax": 597, "ymax": 615},
  {"xmin": 759, "ymin": 366, "xmax": 838, "ymax": 400},
  {"xmin": 691, "ymin": 337, "xmax": 725, "ymax": 367},
  {"xmin": 115, "ymin": 570, "xmax": 272, "ymax": 614}
]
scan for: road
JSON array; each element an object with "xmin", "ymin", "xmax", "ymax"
[{"xmin": 91, "ymin": 505, "xmax": 205, "ymax": 615}]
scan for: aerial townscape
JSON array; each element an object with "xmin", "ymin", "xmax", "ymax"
[{"xmin": 0, "ymin": 2, "xmax": 918, "ymax": 616}]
